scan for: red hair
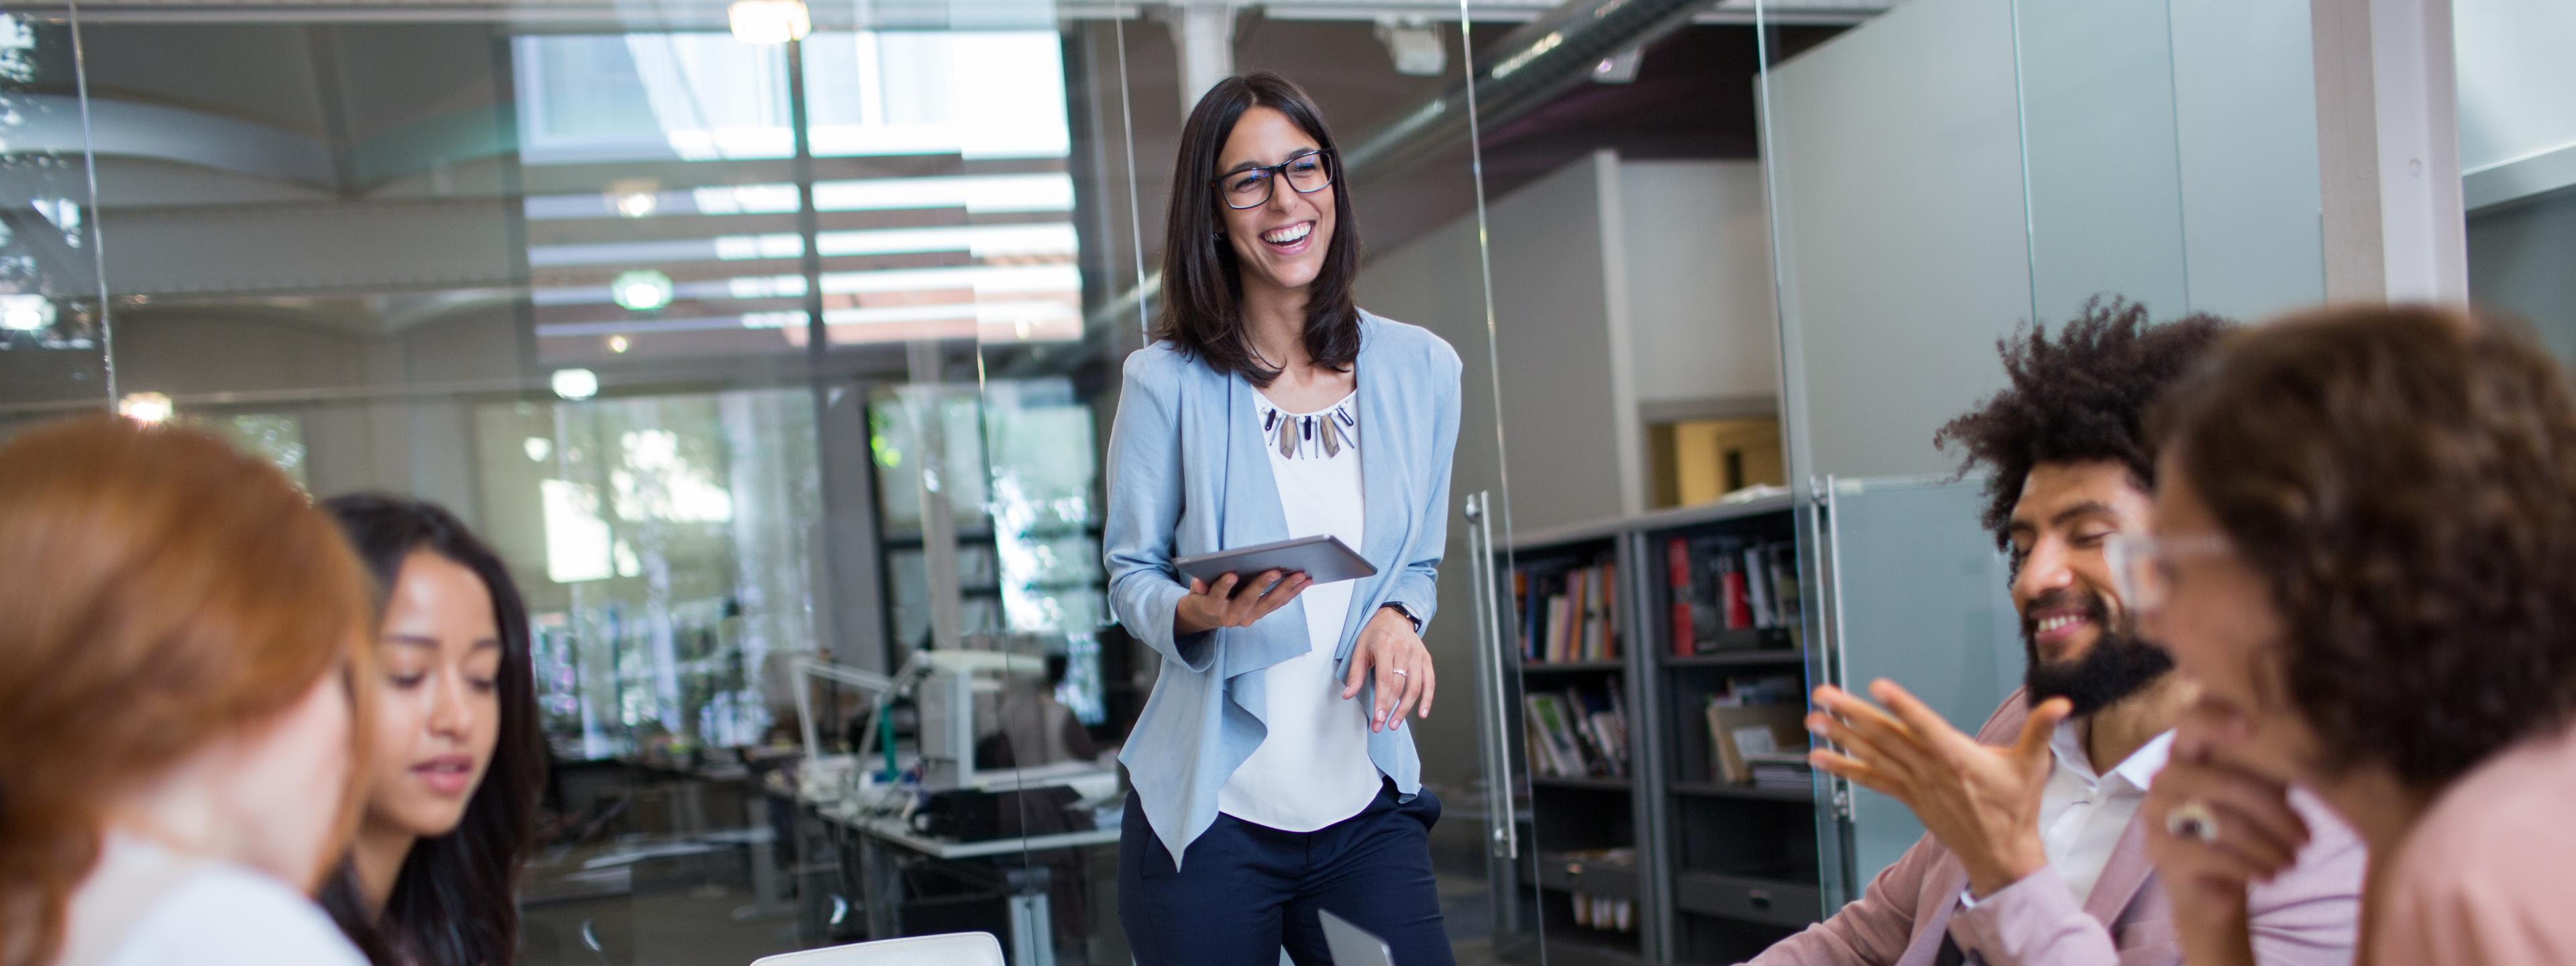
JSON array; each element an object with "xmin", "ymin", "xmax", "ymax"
[{"xmin": 0, "ymin": 416, "xmax": 377, "ymax": 966}]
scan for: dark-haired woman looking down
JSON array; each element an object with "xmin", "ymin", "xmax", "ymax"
[
  {"xmin": 1106, "ymin": 72, "xmax": 1462, "ymax": 966},
  {"xmin": 317, "ymin": 496, "xmax": 545, "ymax": 966}
]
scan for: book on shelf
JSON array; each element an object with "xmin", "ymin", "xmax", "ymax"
[
  {"xmin": 1705, "ymin": 673, "xmax": 1807, "ymax": 784},
  {"xmin": 1665, "ymin": 535, "xmax": 1805, "ymax": 654},
  {"xmin": 1746, "ymin": 751, "xmax": 1815, "ymax": 791},
  {"xmin": 1515, "ymin": 557, "xmax": 1621, "ymax": 664},
  {"xmin": 1523, "ymin": 685, "xmax": 1631, "ymax": 779}
]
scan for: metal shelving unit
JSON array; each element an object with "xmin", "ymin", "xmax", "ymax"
[{"xmin": 1489, "ymin": 494, "xmax": 1823, "ymax": 965}]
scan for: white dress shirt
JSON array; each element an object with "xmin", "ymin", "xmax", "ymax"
[
  {"xmin": 1961, "ymin": 718, "xmax": 2175, "ymax": 908},
  {"xmin": 2038, "ymin": 720, "xmax": 2175, "ymax": 902},
  {"xmin": 1216, "ymin": 390, "xmax": 1383, "ymax": 832}
]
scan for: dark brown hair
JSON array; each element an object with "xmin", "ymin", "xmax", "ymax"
[
  {"xmin": 1154, "ymin": 72, "xmax": 1361, "ymax": 387},
  {"xmin": 317, "ymin": 494, "xmax": 545, "ymax": 966},
  {"xmin": 1936, "ymin": 296, "xmax": 2234, "ymax": 550},
  {"xmin": 0, "ymin": 416, "xmax": 376, "ymax": 966},
  {"xmin": 2153, "ymin": 305, "xmax": 2576, "ymax": 792}
]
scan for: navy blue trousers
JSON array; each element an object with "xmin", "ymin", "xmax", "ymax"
[{"xmin": 1118, "ymin": 782, "xmax": 1454, "ymax": 966}]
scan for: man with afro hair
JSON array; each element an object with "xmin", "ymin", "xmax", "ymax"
[{"xmin": 1749, "ymin": 299, "xmax": 2364, "ymax": 966}]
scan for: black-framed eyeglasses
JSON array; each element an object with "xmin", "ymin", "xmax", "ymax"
[{"xmin": 1212, "ymin": 150, "xmax": 1337, "ymax": 210}]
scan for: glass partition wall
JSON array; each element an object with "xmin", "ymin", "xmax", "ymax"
[
  {"xmin": 0, "ymin": 13, "xmax": 109, "ymax": 435},
  {"xmin": 1751, "ymin": 0, "xmax": 2328, "ymax": 963},
  {"xmin": 4, "ymin": 3, "xmax": 1527, "ymax": 964}
]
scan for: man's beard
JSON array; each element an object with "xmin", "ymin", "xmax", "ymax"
[{"xmin": 2021, "ymin": 588, "xmax": 2174, "ymax": 717}]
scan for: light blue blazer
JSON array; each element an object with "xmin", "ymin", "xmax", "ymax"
[{"xmin": 1104, "ymin": 311, "xmax": 1463, "ymax": 866}]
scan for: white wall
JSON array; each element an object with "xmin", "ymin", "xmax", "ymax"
[
  {"xmin": 2456, "ymin": 0, "xmax": 2576, "ymax": 210},
  {"xmin": 2169, "ymin": 0, "xmax": 2326, "ymax": 321},
  {"xmin": 2469, "ymin": 191, "xmax": 2576, "ymax": 360},
  {"xmin": 1764, "ymin": 0, "xmax": 2032, "ymax": 482},
  {"xmin": 1615, "ymin": 160, "xmax": 1779, "ymax": 411},
  {"xmin": 1358, "ymin": 151, "xmax": 1781, "ymax": 803},
  {"xmin": 1764, "ymin": 0, "xmax": 2327, "ymax": 482},
  {"xmin": 1368, "ymin": 151, "xmax": 1642, "ymax": 534}
]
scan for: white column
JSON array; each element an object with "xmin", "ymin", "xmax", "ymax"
[
  {"xmin": 2311, "ymin": 0, "xmax": 2469, "ymax": 303},
  {"xmin": 1169, "ymin": 1, "xmax": 1236, "ymax": 117}
]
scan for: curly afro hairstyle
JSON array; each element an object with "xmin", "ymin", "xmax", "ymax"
[
  {"xmin": 1935, "ymin": 297, "xmax": 2233, "ymax": 548},
  {"xmin": 2153, "ymin": 306, "xmax": 2576, "ymax": 792}
]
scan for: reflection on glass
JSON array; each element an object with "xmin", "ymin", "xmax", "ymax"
[
  {"xmin": 480, "ymin": 388, "xmax": 821, "ymax": 761},
  {"xmin": 515, "ymin": 30, "xmax": 1086, "ymax": 364},
  {"xmin": 199, "ymin": 411, "xmax": 309, "ymax": 490},
  {"xmin": 0, "ymin": 13, "xmax": 107, "ymax": 408}
]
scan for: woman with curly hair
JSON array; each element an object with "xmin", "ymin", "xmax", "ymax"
[{"xmin": 2129, "ymin": 305, "xmax": 2576, "ymax": 965}]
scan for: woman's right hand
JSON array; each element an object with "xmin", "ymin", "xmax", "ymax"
[
  {"xmin": 1173, "ymin": 570, "xmax": 1311, "ymax": 635},
  {"xmin": 2143, "ymin": 700, "xmax": 2311, "ymax": 966}
]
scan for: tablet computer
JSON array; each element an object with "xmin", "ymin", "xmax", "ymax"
[
  {"xmin": 1171, "ymin": 535, "xmax": 1376, "ymax": 588},
  {"xmin": 1319, "ymin": 910, "xmax": 1395, "ymax": 966}
]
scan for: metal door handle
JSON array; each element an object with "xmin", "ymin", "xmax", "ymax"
[{"xmin": 1464, "ymin": 491, "xmax": 1518, "ymax": 860}]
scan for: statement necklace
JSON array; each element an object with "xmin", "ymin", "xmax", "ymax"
[{"xmin": 1259, "ymin": 395, "xmax": 1357, "ymax": 460}]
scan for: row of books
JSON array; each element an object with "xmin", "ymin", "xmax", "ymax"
[
  {"xmin": 1516, "ymin": 557, "xmax": 1620, "ymax": 663},
  {"xmin": 1524, "ymin": 686, "xmax": 1630, "ymax": 778},
  {"xmin": 1705, "ymin": 674, "xmax": 1808, "ymax": 786},
  {"xmin": 1666, "ymin": 537, "xmax": 1802, "ymax": 655}
]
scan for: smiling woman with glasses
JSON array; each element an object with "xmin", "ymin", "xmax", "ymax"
[{"xmin": 1104, "ymin": 72, "xmax": 1462, "ymax": 965}]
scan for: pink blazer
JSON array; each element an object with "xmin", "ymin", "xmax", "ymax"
[
  {"xmin": 1746, "ymin": 692, "xmax": 2365, "ymax": 966},
  {"xmin": 2365, "ymin": 720, "xmax": 2576, "ymax": 965}
]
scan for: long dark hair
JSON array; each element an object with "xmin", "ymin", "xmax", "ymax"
[
  {"xmin": 317, "ymin": 494, "xmax": 545, "ymax": 966},
  {"xmin": 1155, "ymin": 72, "xmax": 1363, "ymax": 387}
]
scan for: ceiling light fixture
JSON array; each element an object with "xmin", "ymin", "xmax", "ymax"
[
  {"xmin": 610, "ymin": 270, "xmax": 674, "ymax": 312},
  {"xmin": 608, "ymin": 335, "xmax": 632, "ymax": 354},
  {"xmin": 0, "ymin": 294, "xmax": 54, "ymax": 332},
  {"xmin": 606, "ymin": 178, "xmax": 662, "ymax": 218},
  {"xmin": 552, "ymin": 368, "xmax": 600, "ymax": 401},
  {"xmin": 729, "ymin": 0, "xmax": 812, "ymax": 44},
  {"xmin": 117, "ymin": 392, "xmax": 173, "ymax": 425},
  {"xmin": 1375, "ymin": 18, "xmax": 1446, "ymax": 77}
]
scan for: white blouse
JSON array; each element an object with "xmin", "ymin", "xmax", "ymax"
[
  {"xmin": 60, "ymin": 835, "xmax": 368, "ymax": 966},
  {"xmin": 1216, "ymin": 389, "xmax": 1385, "ymax": 832}
]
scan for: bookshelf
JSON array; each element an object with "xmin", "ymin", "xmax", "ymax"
[
  {"xmin": 1479, "ymin": 476, "xmax": 2020, "ymax": 965},
  {"xmin": 1492, "ymin": 494, "xmax": 1827, "ymax": 966},
  {"xmin": 1632, "ymin": 495, "xmax": 1826, "ymax": 965},
  {"xmin": 1502, "ymin": 524, "xmax": 1646, "ymax": 965}
]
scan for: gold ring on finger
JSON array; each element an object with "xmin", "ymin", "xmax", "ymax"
[{"xmin": 2165, "ymin": 800, "xmax": 2221, "ymax": 844}]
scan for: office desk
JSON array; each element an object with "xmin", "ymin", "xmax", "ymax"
[{"xmin": 801, "ymin": 794, "xmax": 1120, "ymax": 966}]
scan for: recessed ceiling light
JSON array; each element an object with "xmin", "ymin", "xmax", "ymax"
[
  {"xmin": 0, "ymin": 294, "xmax": 53, "ymax": 332},
  {"xmin": 729, "ymin": 0, "xmax": 811, "ymax": 44},
  {"xmin": 610, "ymin": 270, "xmax": 674, "ymax": 312},
  {"xmin": 552, "ymin": 368, "xmax": 600, "ymax": 401},
  {"xmin": 117, "ymin": 392, "xmax": 174, "ymax": 425}
]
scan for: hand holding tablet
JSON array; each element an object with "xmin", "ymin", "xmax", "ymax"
[
  {"xmin": 1173, "ymin": 535, "xmax": 1376, "ymax": 586},
  {"xmin": 1170, "ymin": 536, "xmax": 1377, "ymax": 634}
]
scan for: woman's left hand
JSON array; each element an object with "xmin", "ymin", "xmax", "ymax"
[{"xmin": 1343, "ymin": 607, "xmax": 1436, "ymax": 733}]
